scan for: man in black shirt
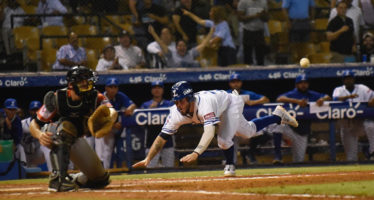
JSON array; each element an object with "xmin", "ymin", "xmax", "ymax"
[
  {"xmin": 326, "ymin": 1, "xmax": 355, "ymax": 63},
  {"xmin": 173, "ymin": 0, "xmax": 198, "ymax": 46}
]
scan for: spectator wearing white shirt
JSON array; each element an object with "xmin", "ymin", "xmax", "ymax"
[
  {"xmin": 36, "ymin": 0, "xmax": 67, "ymax": 27},
  {"xmin": 114, "ymin": 30, "xmax": 145, "ymax": 69},
  {"xmin": 96, "ymin": 45, "xmax": 128, "ymax": 71},
  {"xmin": 52, "ymin": 32, "xmax": 87, "ymax": 71},
  {"xmin": 359, "ymin": 0, "xmax": 374, "ymax": 28},
  {"xmin": 332, "ymin": 70, "xmax": 374, "ymax": 161},
  {"xmin": 329, "ymin": 0, "xmax": 364, "ymax": 42},
  {"xmin": 146, "ymin": 26, "xmax": 176, "ymax": 68},
  {"xmin": 1, "ymin": 0, "xmax": 24, "ymax": 56}
]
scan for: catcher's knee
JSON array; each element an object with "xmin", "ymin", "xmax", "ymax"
[
  {"xmin": 74, "ymin": 171, "xmax": 110, "ymax": 189},
  {"xmin": 57, "ymin": 120, "xmax": 78, "ymax": 137}
]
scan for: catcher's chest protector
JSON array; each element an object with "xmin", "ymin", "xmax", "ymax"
[{"xmin": 56, "ymin": 89, "xmax": 98, "ymax": 119}]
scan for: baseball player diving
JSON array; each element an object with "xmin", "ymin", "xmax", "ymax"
[
  {"xmin": 30, "ymin": 66, "xmax": 117, "ymax": 192},
  {"xmin": 133, "ymin": 81, "xmax": 298, "ymax": 176}
]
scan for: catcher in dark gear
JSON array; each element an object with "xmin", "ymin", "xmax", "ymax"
[{"xmin": 30, "ymin": 66, "xmax": 118, "ymax": 192}]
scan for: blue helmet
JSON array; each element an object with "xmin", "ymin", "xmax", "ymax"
[
  {"xmin": 342, "ymin": 70, "xmax": 354, "ymax": 78},
  {"xmin": 171, "ymin": 81, "xmax": 193, "ymax": 101}
]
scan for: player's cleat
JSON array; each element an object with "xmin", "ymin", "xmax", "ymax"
[
  {"xmin": 223, "ymin": 164, "xmax": 236, "ymax": 177},
  {"xmin": 48, "ymin": 174, "xmax": 78, "ymax": 192},
  {"xmin": 272, "ymin": 106, "xmax": 299, "ymax": 127}
]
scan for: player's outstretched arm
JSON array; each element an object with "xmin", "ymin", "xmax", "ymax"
[
  {"xmin": 180, "ymin": 125, "xmax": 216, "ymax": 163},
  {"xmin": 132, "ymin": 135, "xmax": 167, "ymax": 168}
]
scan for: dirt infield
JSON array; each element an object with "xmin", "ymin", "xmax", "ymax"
[{"xmin": 1, "ymin": 171, "xmax": 374, "ymax": 200}]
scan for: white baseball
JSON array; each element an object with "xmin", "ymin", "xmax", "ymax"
[{"xmin": 299, "ymin": 58, "xmax": 310, "ymax": 68}]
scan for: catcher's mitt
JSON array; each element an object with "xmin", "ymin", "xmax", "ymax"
[{"xmin": 88, "ymin": 105, "xmax": 118, "ymax": 138}]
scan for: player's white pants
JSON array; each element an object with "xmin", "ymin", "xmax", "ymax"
[
  {"xmin": 95, "ymin": 132, "xmax": 115, "ymax": 169},
  {"xmin": 217, "ymin": 95, "xmax": 261, "ymax": 150},
  {"xmin": 25, "ymin": 146, "xmax": 45, "ymax": 167},
  {"xmin": 266, "ymin": 124, "xmax": 308, "ymax": 162},
  {"xmin": 339, "ymin": 119, "xmax": 374, "ymax": 161},
  {"xmin": 15, "ymin": 144, "xmax": 26, "ymax": 164},
  {"xmin": 146, "ymin": 147, "xmax": 175, "ymax": 168},
  {"xmin": 40, "ymin": 145, "xmax": 52, "ymax": 171}
]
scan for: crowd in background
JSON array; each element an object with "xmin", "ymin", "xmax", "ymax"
[{"xmin": 0, "ymin": 0, "xmax": 373, "ymax": 70}]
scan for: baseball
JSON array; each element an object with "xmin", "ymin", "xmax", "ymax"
[{"xmin": 300, "ymin": 58, "xmax": 310, "ymax": 68}]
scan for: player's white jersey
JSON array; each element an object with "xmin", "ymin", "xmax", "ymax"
[
  {"xmin": 161, "ymin": 90, "xmax": 234, "ymax": 135},
  {"xmin": 333, "ymin": 84, "xmax": 374, "ymax": 102}
]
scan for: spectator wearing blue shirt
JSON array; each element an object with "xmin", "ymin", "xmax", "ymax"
[
  {"xmin": 0, "ymin": 98, "xmax": 26, "ymax": 164},
  {"xmin": 274, "ymin": 74, "xmax": 331, "ymax": 163},
  {"xmin": 183, "ymin": 6, "xmax": 237, "ymax": 67},
  {"xmin": 226, "ymin": 73, "xmax": 270, "ymax": 165},
  {"xmin": 141, "ymin": 81, "xmax": 175, "ymax": 168},
  {"xmin": 282, "ymin": 0, "xmax": 315, "ymax": 43},
  {"xmin": 94, "ymin": 77, "xmax": 137, "ymax": 169},
  {"xmin": 52, "ymin": 32, "xmax": 87, "ymax": 71},
  {"xmin": 36, "ymin": 0, "xmax": 67, "ymax": 27}
]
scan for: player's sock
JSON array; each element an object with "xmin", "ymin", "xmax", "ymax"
[
  {"xmin": 273, "ymin": 133, "xmax": 282, "ymax": 160},
  {"xmin": 252, "ymin": 115, "xmax": 281, "ymax": 131},
  {"xmin": 223, "ymin": 145, "xmax": 235, "ymax": 165}
]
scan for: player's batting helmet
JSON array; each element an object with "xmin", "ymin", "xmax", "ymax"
[{"xmin": 171, "ymin": 81, "xmax": 193, "ymax": 101}]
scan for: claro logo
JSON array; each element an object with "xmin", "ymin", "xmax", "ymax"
[
  {"xmin": 135, "ymin": 112, "xmax": 168, "ymax": 125},
  {"xmin": 316, "ymin": 102, "xmax": 363, "ymax": 119}
]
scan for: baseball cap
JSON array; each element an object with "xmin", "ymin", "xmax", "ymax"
[
  {"xmin": 4, "ymin": 98, "xmax": 18, "ymax": 109},
  {"xmin": 151, "ymin": 80, "xmax": 164, "ymax": 88},
  {"xmin": 105, "ymin": 77, "xmax": 119, "ymax": 86},
  {"xmin": 102, "ymin": 44, "xmax": 115, "ymax": 53},
  {"xmin": 119, "ymin": 30, "xmax": 131, "ymax": 38},
  {"xmin": 229, "ymin": 73, "xmax": 241, "ymax": 81},
  {"xmin": 363, "ymin": 32, "xmax": 374, "ymax": 40},
  {"xmin": 29, "ymin": 100, "xmax": 42, "ymax": 110},
  {"xmin": 295, "ymin": 74, "xmax": 308, "ymax": 84},
  {"xmin": 342, "ymin": 70, "xmax": 354, "ymax": 77}
]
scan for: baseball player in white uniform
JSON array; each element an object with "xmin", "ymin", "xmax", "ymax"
[
  {"xmin": 133, "ymin": 81, "xmax": 298, "ymax": 176},
  {"xmin": 333, "ymin": 70, "xmax": 374, "ymax": 161}
]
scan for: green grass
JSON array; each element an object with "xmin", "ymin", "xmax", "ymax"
[
  {"xmin": 236, "ymin": 180, "xmax": 374, "ymax": 197},
  {"xmin": 1, "ymin": 164, "xmax": 373, "ymax": 184}
]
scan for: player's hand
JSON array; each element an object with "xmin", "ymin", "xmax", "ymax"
[
  {"xmin": 180, "ymin": 152, "xmax": 198, "ymax": 163},
  {"xmin": 39, "ymin": 131, "xmax": 53, "ymax": 148},
  {"xmin": 349, "ymin": 94, "xmax": 359, "ymax": 99},
  {"xmin": 340, "ymin": 25, "xmax": 349, "ymax": 32},
  {"xmin": 132, "ymin": 158, "xmax": 150, "ymax": 168},
  {"xmin": 316, "ymin": 98, "xmax": 324, "ymax": 106},
  {"xmin": 113, "ymin": 122, "xmax": 122, "ymax": 130},
  {"xmin": 298, "ymin": 99, "xmax": 308, "ymax": 107}
]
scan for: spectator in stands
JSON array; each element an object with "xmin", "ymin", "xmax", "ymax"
[
  {"xmin": 146, "ymin": 26, "xmax": 176, "ymax": 68},
  {"xmin": 36, "ymin": 0, "xmax": 67, "ymax": 27},
  {"xmin": 129, "ymin": 0, "xmax": 169, "ymax": 49},
  {"xmin": 52, "ymin": 32, "xmax": 87, "ymax": 71},
  {"xmin": 359, "ymin": 0, "xmax": 374, "ymax": 28},
  {"xmin": 0, "ymin": 0, "xmax": 24, "ymax": 56},
  {"xmin": 326, "ymin": 1, "xmax": 355, "ymax": 63},
  {"xmin": 96, "ymin": 45, "xmax": 128, "ymax": 71},
  {"xmin": 21, "ymin": 101, "xmax": 48, "ymax": 169},
  {"xmin": 172, "ymin": 0, "xmax": 198, "ymax": 47},
  {"xmin": 148, "ymin": 25, "xmax": 214, "ymax": 68},
  {"xmin": 332, "ymin": 70, "xmax": 374, "ymax": 161},
  {"xmin": 140, "ymin": 81, "xmax": 175, "ymax": 168},
  {"xmin": 98, "ymin": 77, "xmax": 137, "ymax": 169},
  {"xmin": 0, "ymin": 98, "xmax": 26, "ymax": 165},
  {"xmin": 360, "ymin": 32, "xmax": 374, "ymax": 62},
  {"xmin": 226, "ymin": 73, "xmax": 270, "ymax": 164},
  {"xmin": 282, "ymin": 0, "xmax": 315, "ymax": 43},
  {"xmin": 274, "ymin": 74, "xmax": 331, "ymax": 163},
  {"xmin": 114, "ymin": 30, "xmax": 145, "ymax": 69},
  {"xmin": 183, "ymin": 6, "xmax": 237, "ymax": 67},
  {"xmin": 329, "ymin": 0, "xmax": 364, "ymax": 43},
  {"xmin": 237, "ymin": 0, "xmax": 268, "ymax": 65},
  {"xmin": 331, "ymin": 0, "xmax": 359, "ymax": 8}
]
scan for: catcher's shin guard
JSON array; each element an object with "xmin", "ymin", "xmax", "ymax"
[
  {"xmin": 48, "ymin": 121, "xmax": 78, "ymax": 192},
  {"xmin": 70, "ymin": 137, "xmax": 110, "ymax": 188}
]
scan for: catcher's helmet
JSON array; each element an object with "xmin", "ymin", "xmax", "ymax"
[
  {"xmin": 66, "ymin": 66, "xmax": 97, "ymax": 96},
  {"xmin": 171, "ymin": 81, "xmax": 193, "ymax": 101}
]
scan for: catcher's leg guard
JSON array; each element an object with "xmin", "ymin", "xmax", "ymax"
[
  {"xmin": 70, "ymin": 137, "xmax": 110, "ymax": 189},
  {"xmin": 48, "ymin": 121, "xmax": 78, "ymax": 192}
]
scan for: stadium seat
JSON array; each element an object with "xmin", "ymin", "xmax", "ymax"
[
  {"xmin": 269, "ymin": 10, "xmax": 288, "ymax": 21},
  {"xmin": 319, "ymin": 41, "xmax": 330, "ymax": 53},
  {"xmin": 85, "ymin": 37, "xmax": 112, "ymax": 52},
  {"xmin": 291, "ymin": 43, "xmax": 316, "ymax": 62},
  {"xmin": 21, "ymin": 5, "xmax": 37, "ymax": 14},
  {"xmin": 42, "ymin": 38, "xmax": 54, "ymax": 50},
  {"xmin": 13, "ymin": 26, "xmax": 39, "ymax": 50},
  {"xmin": 41, "ymin": 26, "xmax": 68, "ymax": 48},
  {"xmin": 309, "ymin": 53, "xmax": 331, "ymax": 64},
  {"xmin": 86, "ymin": 49, "xmax": 99, "ymax": 70},
  {"xmin": 40, "ymin": 48, "xmax": 57, "ymax": 71},
  {"xmin": 268, "ymin": 20, "xmax": 282, "ymax": 35},
  {"xmin": 314, "ymin": 18, "xmax": 329, "ymax": 31},
  {"xmin": 71, "ymin": 24, "xmax": 98, "ymax": 35}
]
